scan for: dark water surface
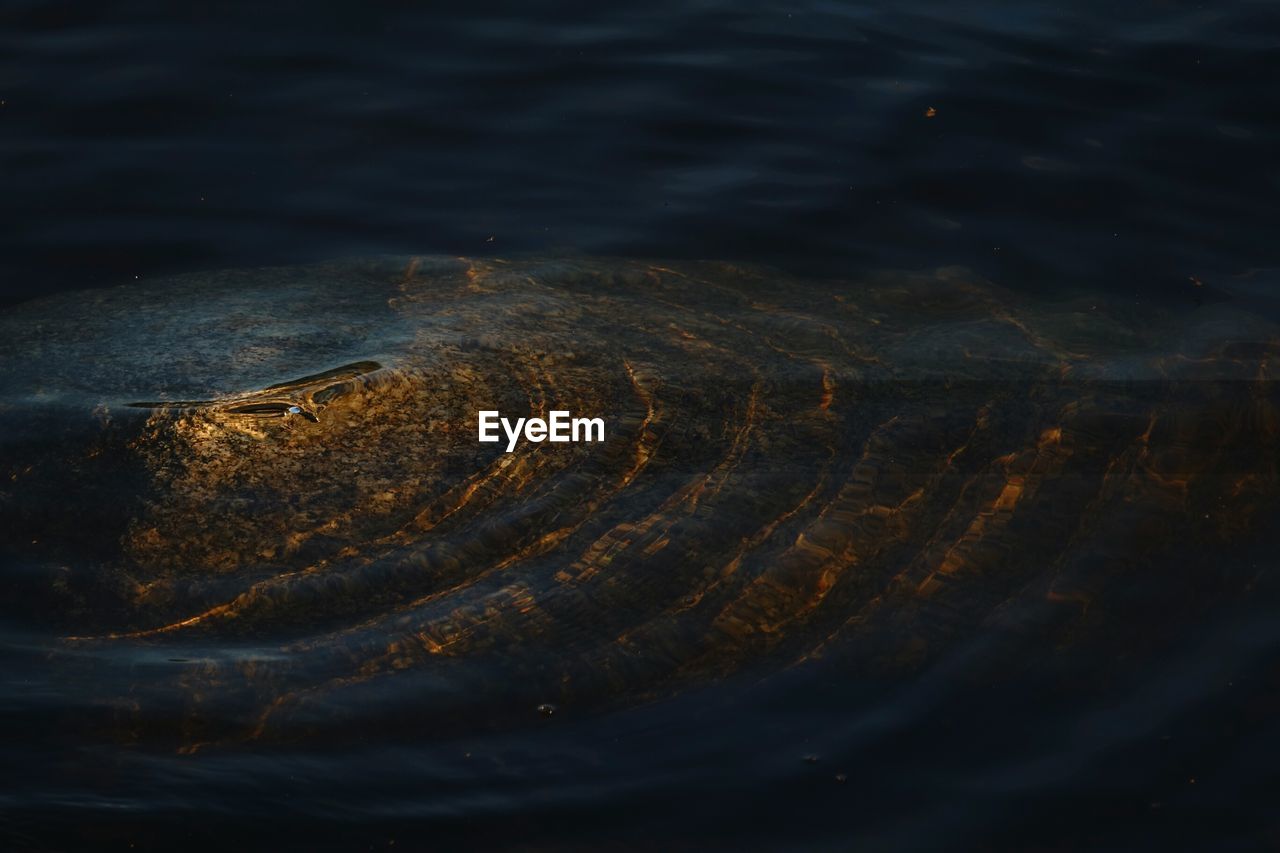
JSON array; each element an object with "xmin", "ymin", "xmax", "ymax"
[
  {"xmin": 2, "ymin": 2, "xmax": 1280, "ymax": 851},
  {"xmin": 3, "ymin": 0, "xmax": 1279, "ymax": 306}
]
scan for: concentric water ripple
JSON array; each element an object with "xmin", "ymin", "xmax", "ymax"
[{"xmin": 1, "ymin": 256, "xmax": 1276, "ymax": 750}]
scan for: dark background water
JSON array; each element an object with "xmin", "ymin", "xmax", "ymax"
[
  {"xmin": 2, "ymin": 0, "xmax": 1278, "ymax": 308},
  {"xmin": 4, "ymin": 1, "xmax": 1280, "ymax": 850}
]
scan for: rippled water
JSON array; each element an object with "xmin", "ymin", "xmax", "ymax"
[
  {"xmin": 2, "ymin": 2, "xmax": 1280, "ymax": 850},
  {"xmin": 3, "ymin": 0, "xmax": 1279, "ymax": 307}
]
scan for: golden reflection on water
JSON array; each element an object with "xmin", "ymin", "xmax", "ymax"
[{"xmin": 1, "ymin": 256, "xmax": 1276, "ymax": 750}]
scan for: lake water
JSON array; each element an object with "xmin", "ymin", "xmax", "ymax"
[{"xmin": 2, "ymin": 2, "xmax": 1279, "ymax": 850}]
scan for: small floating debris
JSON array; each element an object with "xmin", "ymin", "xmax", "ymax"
[
  {"xmin": 925, "ymin": 106, "xmax": 937, "ymax": 118},
  {"xmin": 536, "ymin": 703, "xmax": 557, "ymax": 716}
]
